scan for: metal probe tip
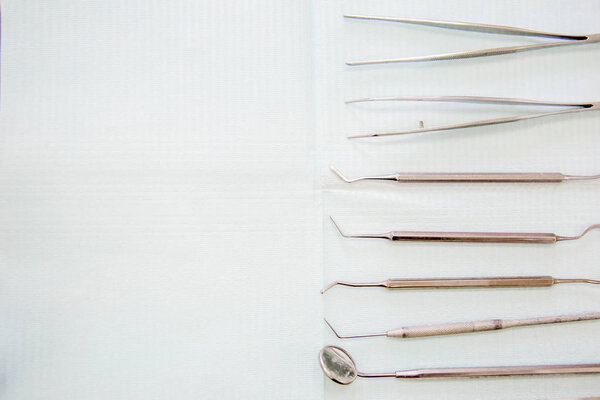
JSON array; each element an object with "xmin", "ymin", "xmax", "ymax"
[
  {"xmin": 320, "ymin": 281, "xmax": 339, "ymax": 294},
  {"xmin": 554, "ymin": 278, "xmax": 600, "ymax": 285},
  {"xmin": 324, "ymin": 318, "xmax": 343, "ymax": 338},
  {"xmin": 321, "ymin": 280, "xmax": 386, "ymax": 294},
  {"xmin": 329, "ymin": 217, "xmax": 390, "ymax": 239},
  {"xmin": 330, "ymin": 166, "xmax": 353, "ymax": 183},
  {"xmin": 564, "ymin": 174, "xmax": 600, "ymax": 181},
  {"xmin": 329, "ymin": 217, "xmax": 349, "ymax": 237},
  {"xmin": 330, "ymin": 166, "xmax": 397, "ymax": 183},
  {"xmin": 324, "ymin": 318, "xmax": 385, "ymax": 339},
  {"xmin": 557, "ymin": 224, "xmax": 600, "ymax": 241}
]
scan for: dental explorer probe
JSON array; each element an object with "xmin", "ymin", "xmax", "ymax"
[
  {"xmin": 330, "ymin": 217, "xmax": 600, "ymax": 244},
  {"xmin": 321, "ymin": 276, "xmax": 600, "ymax": 294},
  {"xmin": 330, "ymin": 166, "xmax": 600, "ymax": 184},
  {"xmin": 324, "ymin": 312, "xmax": 600, "ymax": 339}
]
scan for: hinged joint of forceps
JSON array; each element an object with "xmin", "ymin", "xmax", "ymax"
[{"xmin": 344, "ymin": 14, "xmax": 600, "ymax": 65}]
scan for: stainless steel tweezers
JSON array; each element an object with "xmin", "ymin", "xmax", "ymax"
[{"xmin": 345, "ymin": 14, "xmax": 600, "ymax": 65}]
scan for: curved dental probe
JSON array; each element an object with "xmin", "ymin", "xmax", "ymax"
[
  {"xmin": 344, "ymin": 96, "xmax": 599, "ymax": 138},
  {"xmin": 324, "ymin": 311, "xmax": 600, "ymax": 339},
  {"xmin": 320, "ymin": 276, "xmax": 600, "ymax": 294},
  {"xmin": 330, "ymin": 217, "xmax": 600, "ymax": 244},
  {"xmin": 344, "ymin": 14, "xmax": 600, "ymax": 65},
  {"xmin": 319, "ymin": 345, "xmax": 600, "ymax": 385},
  {"xmin": 330, "ymin": 166, "xmax": 600, "ymax": 184}
]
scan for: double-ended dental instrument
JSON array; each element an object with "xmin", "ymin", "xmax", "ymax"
[
  {"xmin": 344, "ymin": 14, "xmax": 600, "ymax": 65},
  {"xmin": 330, "ymin": 217, "xmax": 600, "ymax": 244},
  {"xmin": 331, "ymin": 166, "xmax": 600, "ymax": 184},
  {"xmin": 345, "ymin": 96, "xmax": 599, "ymax": 138},
  {"xmin": 320, "ymin": 275, "xmax": 600, "ymax": 294},
  {"xmin": 324, "ymin": 312, "xmax": 600, "ymax": 339},
  {"xmin": 319, "ymin": 345, "xmax": 600, "ymax": 385}
]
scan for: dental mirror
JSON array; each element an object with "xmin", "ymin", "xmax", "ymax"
[
  {"xmin": 319, "ymin": 345, "xmax": 600, "ymax": 385},
  {"xmin": 318, "ymin": 345, "xmax": 358, "ymax": 385}
]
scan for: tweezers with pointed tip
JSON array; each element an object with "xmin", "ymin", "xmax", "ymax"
[
  {"xmin": 330, "ymin": 166, "xmax": 600, "ymax": 184},
  {"xmin": 345, "ymin": 96, "xmax": 599, "ymax": 138},
  {"xmin": 344, "ymin": 14, "xmax": 600, "ymax": 65},
  {"xmin": 330, "ymin": 217, "xmax": 600, "ymax": 244}
]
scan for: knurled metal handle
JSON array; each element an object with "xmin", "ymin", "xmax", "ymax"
[{"xmin": 388, "ymin": 312, "xmax": 600, "ymax": 338}]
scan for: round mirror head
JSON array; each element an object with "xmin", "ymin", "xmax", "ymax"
[{"xmin": 319, "ymin": 345, "xmax": 358, "ymax": 385}]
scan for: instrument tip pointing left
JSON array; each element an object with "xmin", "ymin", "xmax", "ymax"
[
  {"xmin": 320, "ymin": 281, "xmax": 338, "ymax": 294},
  {"xmin": 330, "ymin": 166, "xmax": 351, "ymax": 182},
  {"xmin": 329, "ymin": 217, "xmax": 347, "ymax": 237}
]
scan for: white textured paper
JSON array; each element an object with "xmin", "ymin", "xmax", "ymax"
[
  {"xmin": 0, "ymin": 1, "xmax": 599, "ymax": 399},
  {"xmin": 0, "ymin": 1, "xmax": 320, "ymax": 399}
]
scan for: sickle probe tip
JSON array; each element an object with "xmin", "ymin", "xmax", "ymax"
[
  {"xmin": 324, "ymin": 318, "xmax": 343, "ymax": 338},
  {"xmin": 329, "ymin": 217, "xmax": 349, "ymax": 237}
]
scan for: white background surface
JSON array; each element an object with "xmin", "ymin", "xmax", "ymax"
[
  {"xmin": 0, "ymin": 1, "xmax": 320, "ymax": 399},
  {"xmin": 0, "ymin": 1, "xmax": 599, "ymax": 399}
]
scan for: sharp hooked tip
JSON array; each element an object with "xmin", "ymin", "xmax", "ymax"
[
  {"xmin": 579, "ymin": 279, "xmax": 600, "ymax": 285},
  {"xmin": 324, "ymin": 318, "xmax": 343, "ymax": 338},
  {"xmin": 321, "ymin": 281, "xmax": 339, "ymax": 294},
  {"xmin": 557, "ymin": 224, "xmax": 600, "ymax": 241},
  {"xmin": 576, "ymin": 224, "xmax": 600, "ymax": 239},
  {"xmin": 330, "ymin": 166, "xmax": 352, "ymax": 183},
  {"xmin": 581, "ymin": 224, "xmax": 600, "ymax": 237},
  {"xmin": 324, "ymin": 318, "xmax": 386, "ymax": 339},
  {"xmin": 329, "ymin": 217, "xmax": 349, "ymax": 237}
]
